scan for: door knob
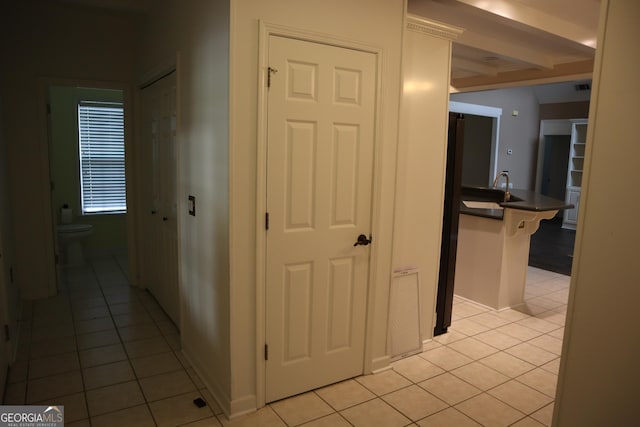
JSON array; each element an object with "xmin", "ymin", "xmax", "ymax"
[{"xmin": 353, "ymin": 234, "xmax": 372, "ymax": 246}]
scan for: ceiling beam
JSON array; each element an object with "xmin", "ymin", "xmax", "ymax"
[
  {"xmin": 453, "ymin": 0, "xmax": 597, "ymax": 49},
  {"xmin": 452, "ymin": 57, "xmax": 498, "ymax": 76},
  {"xmin": 451, "ymin": 59, "xmax": 594, "ymax": 92}
]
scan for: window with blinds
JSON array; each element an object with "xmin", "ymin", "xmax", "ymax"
[{"xmin": 78, "ymin": 101, "xmax": 126, "ymax": 214}]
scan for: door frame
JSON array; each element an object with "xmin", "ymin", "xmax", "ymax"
[
  {"xmin": 37, "ymin": 77, "xmax": 136, "ymax": 297},
  {"xmin": 254, "ymin": 21, "xmax": 384, "ymax": 408}
]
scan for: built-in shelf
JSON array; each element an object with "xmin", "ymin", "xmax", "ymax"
[{"xmin": 563, "ymin": 119, "xmax": 588, "ymax": 229}]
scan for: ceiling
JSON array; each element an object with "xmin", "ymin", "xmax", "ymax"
[
  {"xmin": 55, "ymin": 0, "xmax": 601, "ymax": 95},
  {"xmin": 409, "ymin": 0, "xmax": 601, "ymax": 92}
]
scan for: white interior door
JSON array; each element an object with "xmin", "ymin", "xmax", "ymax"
[
  {"xmin": 141, "ymin": 72, "xmax": 179, "ymax": 325},
  {"xmin": 265, "ymin": 35, "xmax": 377, "ymax": 402}
]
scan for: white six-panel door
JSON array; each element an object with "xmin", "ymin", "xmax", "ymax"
[{"xmin": 265, "ymin": 35, "xmax": 377, "ymax": 402}]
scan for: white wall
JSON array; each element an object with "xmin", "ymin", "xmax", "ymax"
[
  {"xmin": 0, "ymin": 1, "xmax": 138, "ymax": 299},
  {"xmin": 451, "ymin": 87, "xmax": 541, "ymax": 190},
  {"xmin": 554, "ymin": 0, "xmax": 640, "ymax": 425},
  {"xmin": 137, "ymin": 0, "xmax": 232, "ymax": 413},
  {"xmin": 230, "ymin": 0, "xmax": 405, "ymax": 415}
]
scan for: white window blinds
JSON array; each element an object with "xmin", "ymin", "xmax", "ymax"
[{"xmin": 78, "ymin": 101, "xmax": 126, "ymax": 214}]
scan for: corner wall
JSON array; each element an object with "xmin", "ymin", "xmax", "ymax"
[
  {"xmin": 137, "ymin": 0, "xmax": 232, "ymax": 414},
  {"xmin": 554, "ymin": 1, "xmax": 640, "ymax": 424},
  {"xmin": 395, "ymin": 17, "xmax": 458, "ymax": 344}
]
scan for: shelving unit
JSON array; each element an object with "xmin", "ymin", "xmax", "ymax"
[{"xmin": 563, "ymin": 119, "xmax": 588, "ymax": 229}]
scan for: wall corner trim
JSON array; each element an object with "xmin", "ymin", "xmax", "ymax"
[
  {"xmin": 228, "ymin": 394, "xmax": 257, "ymax": 420},
  {"xmin": 406, "ymin": 14, "xmax": 464, "ymax": 41},
  {"xmin": 369, "ymin": 355, "xmax": 392, "ymax": 374}
]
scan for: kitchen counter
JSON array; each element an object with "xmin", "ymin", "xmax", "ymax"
[
  {"xmin": 454, "ymin": 186, "xmax": 572, "ymax": 310},
  {"xmin": 459, "ymin": 186, "xmax": 574, "ymax": 220}
]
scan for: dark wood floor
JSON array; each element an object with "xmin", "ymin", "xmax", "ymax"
[{"xmin": 528, "ymin": 216, "xmax": 576, "ymax": 276}]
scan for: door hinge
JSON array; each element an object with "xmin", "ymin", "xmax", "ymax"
[
  {"xmin": 265, "ymin": 212, "xmax": 269, "ymax": 231},
  {"xmin": 264, "ymin": 343, "xmax": 269, "ymax": 361},
  {"xmin": 9, "ymin": 267, "xmax": 13, "ymax": 283},
  {"xmin": 267, "ymin": 67, "xmax": 278, "ymax": 88},
  {"xmin": 4, "ymin": 325, "xmax": 9, "ymax": 342},
  {"xmin": 433, "ymin": 311, "xmax": 438, "ymax": 325},
  {"xmin": 55, "ymin": 254, "xmax": 59, "ymax": 265},
  {"xmin": 50, "ymin": 180, "xmax": 55, "ymax": 191},
  {"xmin": 46, "ymin": 103, "xmax": 51, "ymax": 115}
]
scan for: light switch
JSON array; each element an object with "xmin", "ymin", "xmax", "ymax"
[{"xmin": 188, "ymin": 195, "xmax": 196, "ymax": 216}]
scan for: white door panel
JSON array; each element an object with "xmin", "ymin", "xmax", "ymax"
[{"xmin": 265, "ymin": 36, "xmax": 376, "ymax": 402}]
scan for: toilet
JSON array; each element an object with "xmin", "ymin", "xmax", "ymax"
[
  {"xmin": 57, "ymin": 206, "xmax": 93, "ymax": 266},
  {"xmin": 57, "ymin": 224, "xmax": 93, "ymax": 266}
]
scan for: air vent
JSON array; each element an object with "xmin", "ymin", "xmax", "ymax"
[{"xmin": 575, "ymin": 83, "xmax": 591, "ymax": 91}]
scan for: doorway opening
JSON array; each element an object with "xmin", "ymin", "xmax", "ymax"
[
  {"xmin": 449, "ymin": 100, "xmax": 502, "ymax": 187},
  {"xmin": 47, "ymin": 85, "xmax": 130, "ymax": 288}
]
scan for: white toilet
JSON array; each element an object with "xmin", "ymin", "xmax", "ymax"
[{"xmin": 57, "ymin": 206, "xmax": 93, "ymax": 266}]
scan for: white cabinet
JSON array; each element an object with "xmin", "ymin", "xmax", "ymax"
[{"xmin": 563, "ymin": 119, "xmax": 587, "ymax": 229}]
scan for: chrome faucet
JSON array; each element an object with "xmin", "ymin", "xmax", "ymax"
[{"xmin": 492, "ymin": 171, "xmax": 511, "ymax": 201}]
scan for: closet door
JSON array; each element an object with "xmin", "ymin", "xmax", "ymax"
[{"xmin": 140, "ymin": 72, "xmax": 179, "ymax": 326}]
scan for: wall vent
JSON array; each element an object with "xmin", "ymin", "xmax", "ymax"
[{"xmin": 575, "ymin": 83, "xmax": 591, "ymax": 91}]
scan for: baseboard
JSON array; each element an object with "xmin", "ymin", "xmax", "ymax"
[
  {"xmin": 181, "ymin": 349, "xmax": 231, "ymax": 418},
  {"xmin": 453, "ymin": 295, "xmax": 497, "ymax": 311}
]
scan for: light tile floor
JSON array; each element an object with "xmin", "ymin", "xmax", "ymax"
[{"xmin": 4, "ymin": 256, "xmax": 568, "ymax": 427}]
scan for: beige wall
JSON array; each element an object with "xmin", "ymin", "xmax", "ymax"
[
  {"xmin": 396, "ymin": 19, "xmax": 456, "ymax": 345},
  {"xmin": 554, "ymin": 0, "xmax": 640, "ymax": 425},
  {"xmin": 137, "ymin": 0, "xmax": 232, "ymax": 414},
  {"xmin": 539, "ymin": 101, "xmax": 590, "ymax": 121},
  {"xmin": 0, "ymin": 1, "xmax": 138, "ymax": 298}
]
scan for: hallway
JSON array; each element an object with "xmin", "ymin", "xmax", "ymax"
[{"xmin": 3, "ymin": 256, "xmax": 567, "ymax": 426}]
